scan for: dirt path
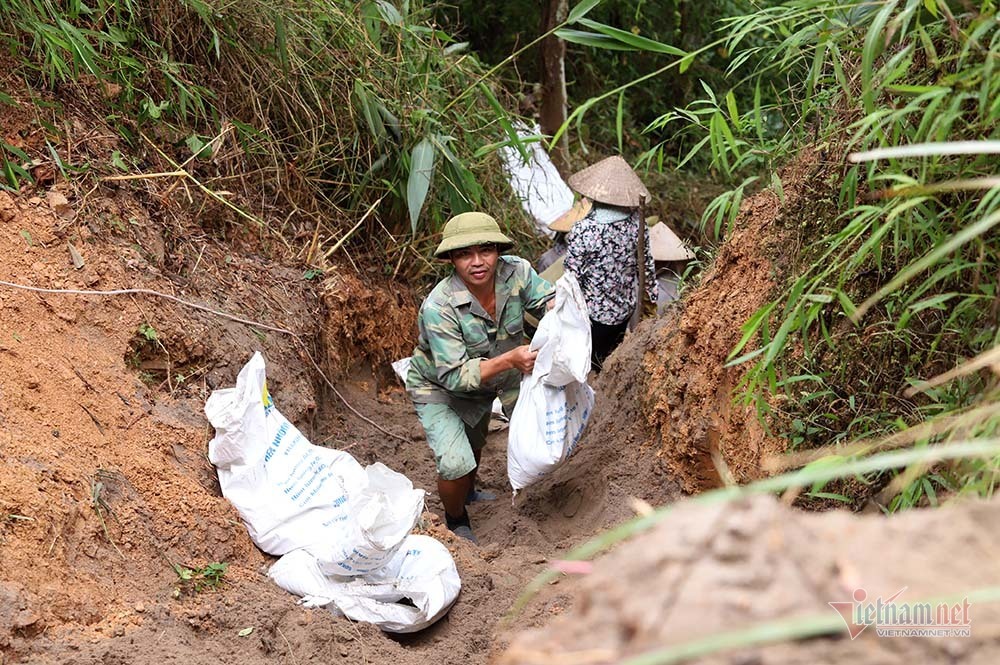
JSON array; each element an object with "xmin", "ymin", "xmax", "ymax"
[{"xmin": 0, "ymin": 168, "xmax": 686, "ymax": 663}]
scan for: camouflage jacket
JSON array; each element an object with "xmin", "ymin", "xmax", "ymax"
[{"xmin": 406, "ymin": 256, "xmax": 554, "ymax": 424}]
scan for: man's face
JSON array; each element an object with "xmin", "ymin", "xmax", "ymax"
[{"xmin": 450, "ymin": 243, "xmax": 499, "ymax": 290}]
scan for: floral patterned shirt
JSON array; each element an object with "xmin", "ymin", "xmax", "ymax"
[{"xmin": 564, "ymin": 203, "xmax": 657, "ymax": 325}]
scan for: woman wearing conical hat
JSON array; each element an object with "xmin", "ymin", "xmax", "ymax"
[{"xmin": 553, "ymin": 156, "xmax": 657, "ymax": 370}]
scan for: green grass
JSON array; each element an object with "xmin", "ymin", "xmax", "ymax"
[
  {"xmin": 172, "ymin": 561, "xmax": 229, "ymax": 596},
  {"xmin": 0, "ymin": 0, "xmax": 557, "ymax": 280},
  {"xmin": 626, "ymin": 0, "xmax": 1000, "ymax": 509}
]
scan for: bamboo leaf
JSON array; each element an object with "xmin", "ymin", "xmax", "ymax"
[
  {"xmin": 725, "ymin": 90, "xmax": 739, "ymax": 129},
  {"xmin": 406, "ymin": 137, "xmax": 436, "ymax": 235},
  {"xmin": 679, "ymin": 51, "xmax": 696, "ymax": 74},
  {"xmin": 577, "ymin": 19, "xmax": 686, "ymax": 56},
  {"xmin": 849, "ymin": 140, "xmax": 1000, "ymax": 162},
  {"xmin": 728, "ymin": 301, "xmax": 777, "ymax": 361},
  {"xmin": 853, "ymin": 209, "xmax": 1000, "ymax": 322},
  {"xmin": 555, "ymin": 28, "xmax": 636, "ymax": 51},
  {"xmin": 861, "ymin": 0, "xmax": 900, "ymax": 113},
  {"xmin": 615, "ymin": 91, "xmax": 624, "ymax": 154},
  {"xmin": 478, "ymin": 82, "xmax": 529, "ymax": 162},
  {"xmin": 567, "ymin": 0, "xmax": 602, "ymax": 24},
  {"xmin": 375, "ymin": 0, "xmax": 403, "ymax": 26}
]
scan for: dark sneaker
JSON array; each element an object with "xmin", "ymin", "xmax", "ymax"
[
  {"xmin": 451, "ymin": 524, "xmax": 478, "ymax": 544},
  {"xmin": 465, "ymin": 488, "xmax": 497, "ymax": 504}
]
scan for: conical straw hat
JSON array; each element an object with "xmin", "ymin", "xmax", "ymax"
[
  {"xmin": 548, "ymin": 198, "xmax": 593, "ymax": 233},
  {"xmin": 567, "ymin": 155, "xmax": 651, "ymax": 207},
  {"xmin": 649, "ymin": 221, "xmax": 694, "ymax": 261}
]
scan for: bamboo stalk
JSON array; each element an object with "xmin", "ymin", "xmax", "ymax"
[{"xmin": 630, "ymin": 196, "xmax": 647, "ymax": 331}]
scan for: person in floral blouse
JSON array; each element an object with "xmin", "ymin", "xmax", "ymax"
[{"xmin": 561, "ymin": 156, "xmax": 657, "ymax": 370}]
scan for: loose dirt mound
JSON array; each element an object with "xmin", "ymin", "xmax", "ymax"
[
  {"xmin": 597, "ymin": 155, "xmax": 829, "ymax": 494},
  {"xmin": 0, "ymin": 182, "xmax": 695, "ymax": 663},
  {"xmin": 0, "ymin": 83, "xmax": 673, "ymax": 662},
  {"xmin": 504, "ymin": 494, "xmax": 1000, "ymax": 664}
]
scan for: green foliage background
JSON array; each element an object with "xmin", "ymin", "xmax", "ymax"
[{"xmin": 434, "ymin": 0, "xmax": 751, "ymax": 153}]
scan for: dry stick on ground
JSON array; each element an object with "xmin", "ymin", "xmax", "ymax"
[
  {"xmin": 135, "ymin": 131, "xmax": 292, "ymax": 251},
  {"xmin": 90, "ymin": 477, "xmax": 127, "ymax": 560},
  {"xmin": 276, "ymin": 626, "xmax": 300, "ymax": 665},
  {"xmin": 297, "ymin": 339, "xmax": 410, "ymax": 445},
  {"xmin": 323, "ymin": 194, "xmax": 386, "ymax": 261},
  {"xmin": 0, "ymin": 279, "xmax": 410, "ymax": 444}
]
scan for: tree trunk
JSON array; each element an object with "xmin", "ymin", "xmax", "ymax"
[{"xmin": 539, "ymin": 0, "xmax": 569, "ymax": 175}]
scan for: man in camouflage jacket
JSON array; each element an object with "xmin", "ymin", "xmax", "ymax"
[{"xmin": 406, "ymin": 212, "xmax": 553, "ymax": 543}]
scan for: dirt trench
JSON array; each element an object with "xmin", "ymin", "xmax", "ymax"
[
  {"xmin": 7, "ymin": 62, "xmax": 965, "ymax": 665},
  {"xmin": 0, "ymin": 66, "xmax": 815, "ymax": 661},
  {"xmin": 0, "ymin": 171, "xmax": 685, "ymax": 664},
  {"xmin": 0, "ymin": 67, "xmax": 694, "ymax": 661}
]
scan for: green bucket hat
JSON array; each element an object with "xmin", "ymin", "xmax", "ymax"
[{"xmin": 433, "ymin": 212, "xmax": 514, "ymax": 258}]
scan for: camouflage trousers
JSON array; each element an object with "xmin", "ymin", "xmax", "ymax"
[{"xmin": 414, "ymin": 402, "xmax": 490, "ymax": 480}]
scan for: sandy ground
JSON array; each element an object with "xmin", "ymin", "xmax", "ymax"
[
  {"xmin": 4, "ymin": 62, "xmax": 992, "ymax": 665},
  {"xmin": 0, "ymin": 178, "xmax": 681, "ymax": 664},
  {"xmin": 503, "ymin": 494, "xmax": 1000, "ymax": 664}
]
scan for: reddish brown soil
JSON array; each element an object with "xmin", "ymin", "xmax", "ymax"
[
  {"xmin": 0, "ymin": 181, "xmax": 680, "ymax": 663},
  {"xmin": 600, "ymin": 156, "xmax": 830, "ymax": 495},
  {"xmin": 503, "ymin": 494, "xmax": 1000, "ymax": 664}
]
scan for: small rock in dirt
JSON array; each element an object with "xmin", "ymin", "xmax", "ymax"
[
  {"xmin": 52, "ymin": 429, "xmax": 60, "ymax": 438},
  {"xmin": 67, "ymin": 242, "xmax": 85, "ymax": 269},
  {"xmin": 731, "ymin": 654, "xmax": 763, "ymax": 665},
  {"xmin": 13, "ymin": 609, "xmax": 40, "ymax": 630},
  {"xmin": 134, "ymin": 603, "xmax": 145, "ymax": 613},
  {"xmin": 46, "ymin": 191, "xmax": 76, "ymax": 220}
]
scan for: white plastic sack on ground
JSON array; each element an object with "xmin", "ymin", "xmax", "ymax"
[
  {"xmin": 507, "ymin": 273, "xmax": 595, "ymax": 491},
  {"xmin": 391, "ymin": 357, "xmax": 411, "ymax": 384},
  {"xmin": 268, "ymin": 534, "xmax": 461, "ymax": 634},
  {"xmin": 392, "ymin": 356, "xmax": 506, "ymax": 421},
  {"xmin": 205, "ymin": 352, "xmax": 424, "ymax": 576},
  {"xmin": 499, "ymin": 121, "xmax": 574, "ymax": 238}
]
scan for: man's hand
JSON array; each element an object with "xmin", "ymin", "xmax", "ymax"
[
  {"xmin": 480, "ymin": 344, "xmax": 539, "ymax": 381},
  {"xmin": 507, "ymin": 344, "xmax": 538, "ymax": 374},
  {"xmin": 546, "ymin": 297, "xmax": 555, "ymax": 310}
]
